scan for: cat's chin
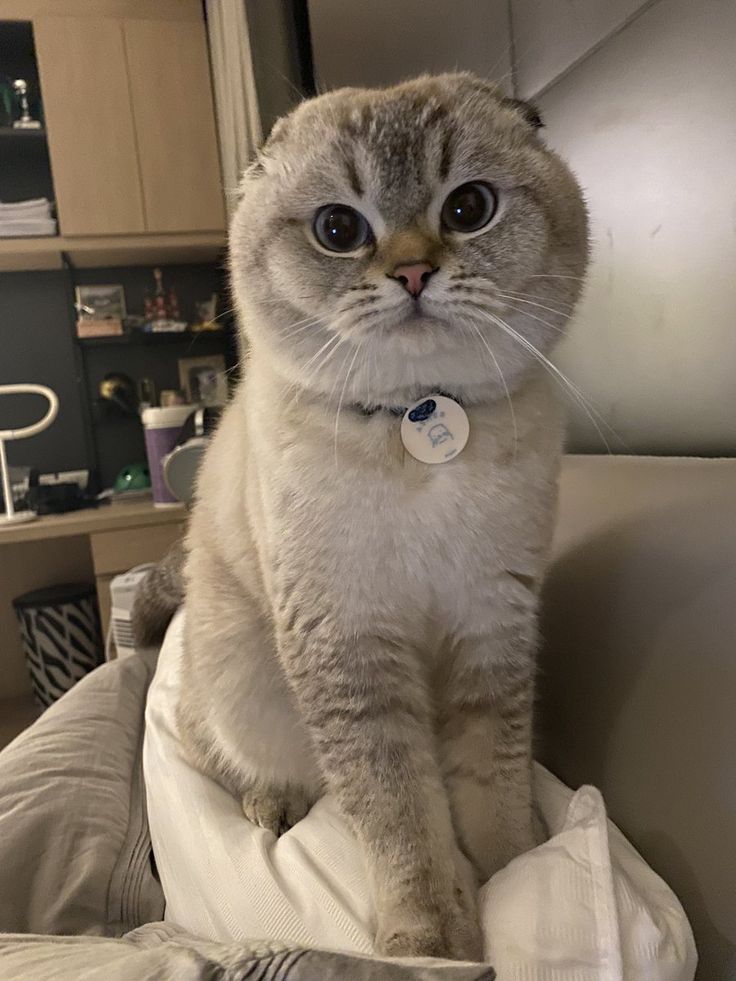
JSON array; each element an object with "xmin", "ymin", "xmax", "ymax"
[
  {"xmin": 375, "ymin": 303, "xmax": 446, "ymax": 333},
  {"xmin": 361, "ymin": 310, "xmax": 459, "ymax": 357}
]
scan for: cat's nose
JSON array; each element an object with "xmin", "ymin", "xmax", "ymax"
[{"xmin": 389, "ymin": 262, "xmax": 436, "ymax": 298}]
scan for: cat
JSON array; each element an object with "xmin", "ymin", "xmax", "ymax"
[{"xmin": 134, "ymin": 73, "xmax": 589, "ymax": 961}]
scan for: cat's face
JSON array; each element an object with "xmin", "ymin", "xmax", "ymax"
[{"xmin": 230, "ymin": 73, "xmax": 589, "ymax": 406}]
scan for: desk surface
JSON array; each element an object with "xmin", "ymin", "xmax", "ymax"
[{"xmin": 0, "ymin": 500, "xmax": 186, "ymax": 545}]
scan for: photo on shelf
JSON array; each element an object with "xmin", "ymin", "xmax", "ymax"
[
  {"xmin": 75, "ymin": 284, "xmax": 127, "ymax": 321},
  {"xmin": 178, "ymin": 354, "xmax": 228, "ymax": 406}
]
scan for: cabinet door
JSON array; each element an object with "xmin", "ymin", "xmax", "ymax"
[
  {"xmin": 123, "ymin": 18, "xmax": 226, "ymax": 234},
  {"xmin": 33, "ymin": 16, "xmax": 146, "ymax": 236}
]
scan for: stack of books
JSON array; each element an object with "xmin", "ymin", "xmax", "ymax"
[{"xmin": 0, "ymin": 198, "xmax": 57, "ymax": 237}]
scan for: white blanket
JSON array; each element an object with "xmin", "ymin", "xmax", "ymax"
[{"xmin": 144, "ymin": 612, "xmax": 696, "ymax": 980}]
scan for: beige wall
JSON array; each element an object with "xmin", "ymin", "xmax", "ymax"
[
  {"xmin": 536, "ymin": 0, "xmax": 736, "ymax": 454},
  {"xmin": 307, "ymin": 0, "xmax": 512, "ymax": 93}
]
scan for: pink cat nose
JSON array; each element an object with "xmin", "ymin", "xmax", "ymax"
[{"xmin": 390, "ymin": 262, "xmax": 436, "ymax": 298}]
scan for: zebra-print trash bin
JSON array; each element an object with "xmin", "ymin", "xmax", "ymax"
[{"xmin": 13, "ymin": 583, "xmax": 104, "ymax": 709}]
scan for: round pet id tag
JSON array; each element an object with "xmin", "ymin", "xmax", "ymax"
[{"xmin": 400, "ymin": 394, "xmax": 469, "ymax": 464}]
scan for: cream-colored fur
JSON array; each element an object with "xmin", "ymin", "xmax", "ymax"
[{"xmin": 167, "ymin": 74, "xmax": 588, "ymax": 960}]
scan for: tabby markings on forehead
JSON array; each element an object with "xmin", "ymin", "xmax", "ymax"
[
  {"xmin": 343, "ymin": 155, "xmax": 363, "ymax": 197},
  {"xmin": 343, "ymin": 104, "xmax": 374, "ymax": 139},
  {"xmin": 439, "ymin": 128, "xmax": 455, "ymax": 182}
]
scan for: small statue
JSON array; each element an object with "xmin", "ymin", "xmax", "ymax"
[
  {"xmin": 144, "ymin": 267, "xmax": 187, "ymax": 332},
  {"xmin": 191, "ymin": 293, "xmax": 221, "ymax": 331},
  {"xmin": 12, "ymin": 79, "xmax": 41, "ymax": 130}
]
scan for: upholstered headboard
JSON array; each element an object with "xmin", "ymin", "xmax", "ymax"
[{"xmin": 539, "ymin": 455, "xmax": 736, "ymax": 980}]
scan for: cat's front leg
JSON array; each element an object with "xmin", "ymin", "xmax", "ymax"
[
  {"xmin": 277, "ymin": 622, "xmax": 482, "ymax": 962},
  {"xmin": 440, "ymin": 625, "xmax": 541, "ymax": 883}
]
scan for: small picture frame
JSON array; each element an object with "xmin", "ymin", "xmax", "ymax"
[
  {"xmin": 178, "ymin": 355, "xmax": 228, "ymax": 406},
  {"xmin": 75, "ymin": 284, "xmax": 127, "ymax": 321}
]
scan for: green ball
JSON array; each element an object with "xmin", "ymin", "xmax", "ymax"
[{"xmin": 113, "ymin": 463, "xmax": 151, "ymax": 493}]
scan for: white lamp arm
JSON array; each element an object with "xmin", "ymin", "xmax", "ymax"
[{"xmin": 0, "ymin": 384, "xmax": 59, "ymax": 440}]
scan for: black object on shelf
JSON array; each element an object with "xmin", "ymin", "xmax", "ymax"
[
  {"xmin": 26, "ymin": 482, "xmax": 99, "ymax": 515},
  {"xmin": 0, "ymin": 21, "xmax": 53, "ymax": 203}
]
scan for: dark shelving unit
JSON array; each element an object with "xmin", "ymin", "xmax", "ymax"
[
  {"xmin": 0, "ymin": 21, "xmax": 54, "ymax": 206},
  {"xmin": 0, "ymin": 126, "xmax": 47, "ymax": 139},
  {"xmin": 77, "ymin": 330, "xmax": 230, "ymax": 348}
]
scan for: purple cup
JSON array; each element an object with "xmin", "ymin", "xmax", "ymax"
[{"xmin": 142, "ymin": 406, "xmax": 194, "ymax": 506}]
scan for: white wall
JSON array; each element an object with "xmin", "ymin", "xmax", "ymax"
[
  {"xmin": 511, "ymin": 0, "xmax": 650, "ymax": 97},
  {"xmin": 537, "ymin": 0, "xmax": 736, "ymax": 454},
  {"xmin": 307, "ymin": 0, "xmax": 735, "ymax": 454}
]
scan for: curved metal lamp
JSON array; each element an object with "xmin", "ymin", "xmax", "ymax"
[{"xmin": 0, "ymin": 384, "xmax": 59, "ymax": 524}]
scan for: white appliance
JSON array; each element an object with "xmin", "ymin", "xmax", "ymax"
[
  {"xmin": 0, "ymin": 383, "xmax": 59, "ymax": 524},
  {"xmin": 108, "ymin": 566, "xmax": 153, "ymax": 659}
]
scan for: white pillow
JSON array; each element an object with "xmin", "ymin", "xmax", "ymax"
[{"xmin": 144, "ymin": 612, "xmax": 696, "ymax": 980}]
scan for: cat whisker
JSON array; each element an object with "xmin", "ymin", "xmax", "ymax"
[
  {"xmin": 451, "ymin": 281, "xmax": 573, "ymax": 323},
  {"xmin": 282, "ymin": 331, "xmax": 344, "ymax": 403},
  {"xmin": 478, "ymin": 310, "xmax": 625, "ymax": 452},
  {"xmin": 223, "ymin": 360, "xmax": 242, "ymax": 378},
  {"xmin": 496, "ymin": 291, "xmax": 575, "ymax": 317},
  {"xmin": 333, "ymin": 341, "xmax": 364, "ymax": 466},
  {"xmin": 300, "ymin": 331, "xmax": 342, "ymax": 377},
  {"xmin": 462, "ymin": 300, "xmax": 610, "ymax": 435},
  {"xmin": 301, "ymin": 335, "xmax": 347, "ymax": 396},
  {"xmin": 207, "ymin": 305, "xmax": 236, "ymax": 325},
  {"xmin": 493, "ymin": 304, "xmax": 620, "ymax": 427},
  {"xmin": 352, "ymin": 307, "xmax": 389, "ymax": 326},
  {"xmin": 461, "ymin": 319, "xmax": 518, "ymax": 455},
  {"xmin": 341, "ymin": 295, "xmax": 378, "ymax": 311},
  {"xmin": 527, "ymin": 273, "xmax": 588, "ymax": 282},
  {"xmin": 495, "ymin": 297, "xmax": 567, "ymax": 332},
  {"xmin": 486, "ymin": 42, "xmax": 516, "ymax": 88},
  {"xmin": 366, "ymin": 327, "xmax": 380, "ymax": 402},
  {"xmin": 375, "ymin": 325, "xmax": 384, "ymax": 391},
  {"xmin": 275, "ymin": 311, "xmax": 324, "ymax": 334},
  {"xmin": 276, "ymin": 314, "xmax": 329, "ymax": 341},
  {"xmin": 263, "ymin": 60, "xmax": 308, "ymax": 105}
]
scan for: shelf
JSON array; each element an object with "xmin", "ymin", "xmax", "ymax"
[
  {"xmin": 0, "ymin": 499, "xmax": 185, "ymax": 547},
  {"xmin": 78, "ymin": 329, "xmax": 229, "ymax": 347},
  {"xmin": 0, "ymin": 126, "xmax": 47, "ymax": 139},
  {"xmin": 0, "ymin": 230, "xmax": 227, "ymax": 272}
]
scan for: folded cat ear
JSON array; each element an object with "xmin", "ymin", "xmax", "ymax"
[
  {"xmin": 501, "ymin": 97, "xmax": 544, "ymax": 131},
  {"xmin": 264, "ymin": 116, "xmax": 291, "ymax": 149},
  {"xmin": 243, "ymin": 116, "xmax": 292, "ymax": 181}
]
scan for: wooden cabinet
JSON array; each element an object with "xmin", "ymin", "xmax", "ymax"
[
  {"xmin": 9, "ymin": 0, "xmax": 226, "ymax": 240},
  {"xmin": 90, "ymin": 520, "xmax": 184, "ymax": 636},
  {"xmin": 33, "ymin": 16, "xmax": 146, "ymax": 235},
  {"xmin": 125, "ymin": 19, "xmax": 226, "ymax": 233}
]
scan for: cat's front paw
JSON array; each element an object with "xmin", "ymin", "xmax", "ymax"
[
  {"xmin": 241, "ymin": 783, "xmax": 312, "ymax": 836},
  {"xmin": 375, "ymin": 867, "xmax": 482, "ymax": 962},
  {"xmin": 376, "ymin": 908, "xmax": 482, "ymax": 962}
]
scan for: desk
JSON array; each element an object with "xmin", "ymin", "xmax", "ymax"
[{"xmin": 0, "ymin": 501, "xmax": 186, "ymax": 744}]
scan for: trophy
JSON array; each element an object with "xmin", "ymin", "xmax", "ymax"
[{"xmin": 12, "ymin": 79, "xmax": 41, "ymax": 130}]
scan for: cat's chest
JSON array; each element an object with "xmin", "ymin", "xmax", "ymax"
[
  {"xmin": 327, "ymin": 454, "xmax": 510, "ymax": 586},
  {"xmin": 273, "ymin": 408, "xmax": 550, "ymax": 627}
]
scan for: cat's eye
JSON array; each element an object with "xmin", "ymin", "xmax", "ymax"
[
  {"xmin": 441, "ymin": 182, "xmax": 497, "ymax": 234},
  {"xmin": 313, "ymin": 204, "xmax": 372, "ymax": 253}
]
